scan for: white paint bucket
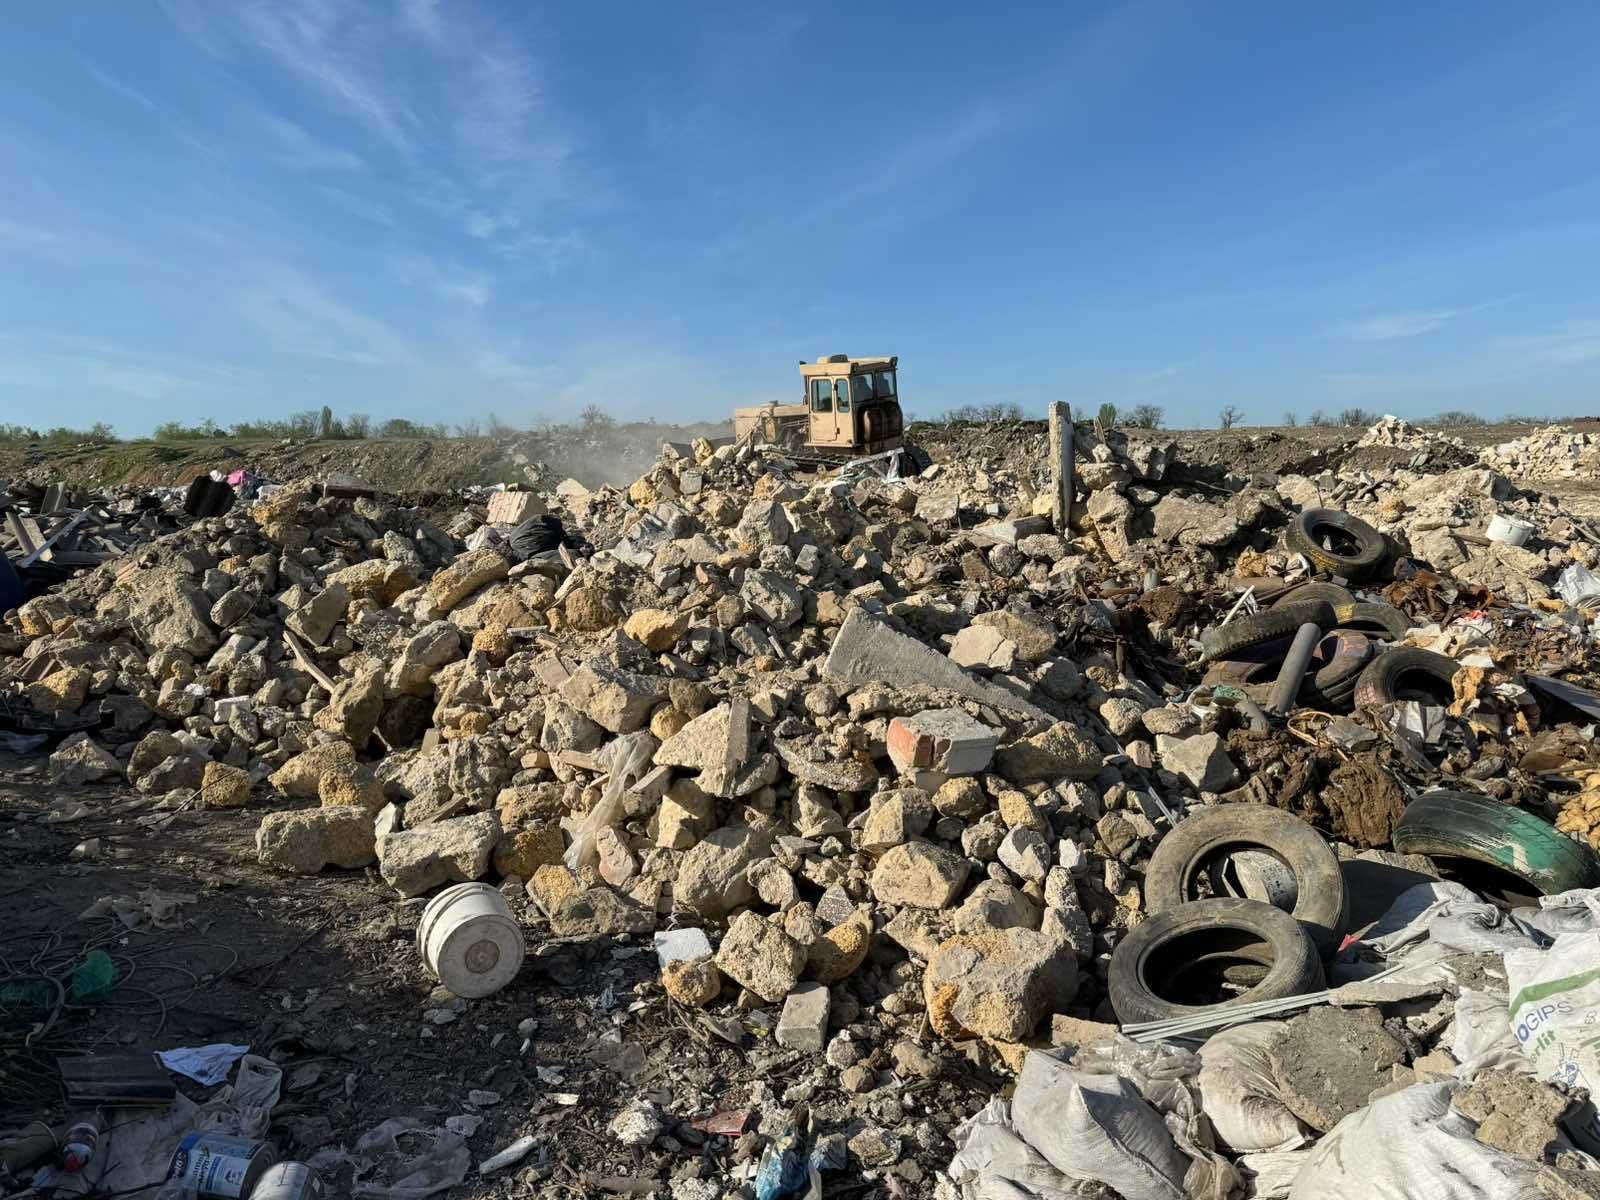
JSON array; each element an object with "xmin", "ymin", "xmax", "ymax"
[
  {"xmin": 416, "ymin": 882, "xmax": 524, "ymax": 998},
  {"xmin": 166, "ymin": 1133, "xmax": 275, "ymax": 1198},
  {"xmin": 1486, "ymin": 513, "xmax": 1536, "ymax": 546},
  {"xmin": 253, "ymin": 1162, "xmax": 327, "ymax": 1200}
]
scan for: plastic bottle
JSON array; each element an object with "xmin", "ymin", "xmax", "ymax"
[{"xmin": 62, "ymin": 1117, "xmax": 100, "ymax": 1173}]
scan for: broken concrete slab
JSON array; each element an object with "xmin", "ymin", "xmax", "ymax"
[
  {"xmin": 923, "ymin": 928, "xmax": 1078, "ymax": 1042},
  {"xmin": 257, "ymin": 806, "xmax": 376, "ymax": 875},
  {"xmin": 378, "ymin": 810, "xmax": 502, "ymax": 897},
  {"xmin": 823, "ymin": 610, "xmax": 1049, "ymax": 722}
]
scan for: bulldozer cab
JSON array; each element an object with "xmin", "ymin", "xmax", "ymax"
[{"xmin": 799, "ymin": 355, "xmax": 902, "ymax": 451}]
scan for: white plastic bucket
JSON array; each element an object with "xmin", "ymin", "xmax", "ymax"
[
  {"xmin": 416, "ymin": 882, "xmax": 524, "ymax": 998},
  {"xmin": 1486, "ymin": 513, "xmax": 1536, "ymax": 546}
]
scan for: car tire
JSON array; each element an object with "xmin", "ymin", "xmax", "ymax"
[
  {"xmin": 1331, "ymin": 601, "xmax": 1411, "ymax": 643},
  {"xmin": 1392, "ymin": 790, "xmax": 1600, "ymax": 896},
  {"xmin": 1299, "ymin": 631, "xmax": 1373, "ymax": 711},
  {"xmin": 1270, "ymin": 582, "xmax": 1355, "ymax": 610},
  {"xmin": 1284, "ymin": 508, "xmax": 1388, "ymax": 580},
  {"xmin": 1108, "ymin": 898, "xmax": 1325, "ymax": 1026},
  {"xmin": 1353, "ymin": 647, "xmax": 1460, "ymax": 708},
  {"xmin": 1200, "ymin": 601, "xmax": 1336, "ymax": 663},
  {"xmin": 1142, "ymin": 805, "xmax": 1348, "ymax": 955}
]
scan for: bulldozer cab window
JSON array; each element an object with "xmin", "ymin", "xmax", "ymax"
[
  {"xmin": 835, "ymin": 380, "xmax": 851, "ymax": 413},
  {"xmin": 810, "ymin": 378, "xmax": 832, "ymax": 413},
  {"xmin": 874, "ymin": 369, "xmax": 896, "ymax": 396}
]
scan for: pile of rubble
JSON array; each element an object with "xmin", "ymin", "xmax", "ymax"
[
  {"xmin": 1479, "ymin": 425, "xmax": 1600, "ymax": 479},
  {"xmin": 8, "ymin": 415, "xmax": 1600, "ymax": 1196},
  {"xmin": 1356, "ymin": 414, "xmax": 1467, "ymax": 453}
]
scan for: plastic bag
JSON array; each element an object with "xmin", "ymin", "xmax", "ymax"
[
  {"xmin": 1506, "ymin": 927, "xmax": 1600, "ymax": 1147},
  {"xmin": 195, "ymin": 1054, "xmax": 281, "ymax": 1138},
  {"xmin": 1522, "ymin": 887, "xmax": 1600, "ymax": 938},
  {"xmin": 69, "ymin": 950, "xmax": 117, "ymax": 1001},
  {"xmin": 1289, "ymin": 1082, "xmax": 1540, "ymax": 1200},
  {"xmin": 336, "ymin": 1118, "xmax": 470, "ymax": 1200},
  {"xmin": 1236, "ymin": 1149, "xmax": 1312, "ymax": 1199},
  {"xmin": 945, "ymin": 1098, "xmax": 1087, "ymax": 1200},
  {"xmin": 1195, "ymin": 1023, "xmax": 1307, "ymax": 1152},
  {"xmin": 563, "ymin": 731, "xmax": 654, "ymax": 871},
  {"xmin": 1448, "ymin": 988, "xmax": 1523, "ymax": 1074},
  {"xmin": 1073, "ymin": 1038, "xmax": 1240, "ymax": 1200},
  {"xmin": 1011, "ymin": 1050, "xmax": 1188, "ymax": 1200}
]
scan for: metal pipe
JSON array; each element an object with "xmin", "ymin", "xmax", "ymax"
[{"xmin": 1266, "ymin": 621, "xmax": 1322, "ymax": 716}]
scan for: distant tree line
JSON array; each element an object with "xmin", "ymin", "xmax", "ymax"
[{"xmin": 0, "ymin": 401, "xmax": 644, "ymax": 445}]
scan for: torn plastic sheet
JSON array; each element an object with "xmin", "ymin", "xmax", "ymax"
[
  {"xmin": 78, "ymin": 889, "xmax": 197, "ymax": 931},
  {"xmin": 308, "ymin": 1118, "xmax": 469, "ymax": 1200},
  {"xmin": 1358, "ymin": 881, "xmax": 1543, "ymax": 961},
  {"xmin": 45, "ymin": 1092, "xmax": 199, "ymax": 1196},
  {"xmin": 564, "ymin": 730, "xmax": 655, "ymax": 871},
  {"xmin": 198, "ymin": 1055, "xmax": 282, "ymax": 1138},
  {"xmin": 158, "ymin": 1043, "xmax": 251, "ymax": 1087},
  {"xmin": 1557, "ymin": 563, "xmax": 1600, "ymax": 609}
]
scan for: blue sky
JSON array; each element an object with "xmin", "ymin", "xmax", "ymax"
[{"xmin": 3, "ymin": 2, "xmax": 1599, "ymax": 434}]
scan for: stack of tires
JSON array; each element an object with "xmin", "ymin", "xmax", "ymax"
[
  {"xmin": 1200, "ymin": 507, "xmax": 1461, "ymax": 712},
  {"xmin": 1108, "ymin": 799, "xmax": 1600, "ymax": 1026},
  {"xmin": 1108, "ymin": 806, "xmax": 1339, "ymax": 1025}
]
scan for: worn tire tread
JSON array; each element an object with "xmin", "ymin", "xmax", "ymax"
[
  {"xmin": 1108, "ymin": 898, "xmax": 1325, "ymax": 1025},
  {"xmin": 1352, "ymin": 646, "xmax": 1460, "ymax": 708},
  {"xmin": 1284, "ymin": 508, "xmax": 1387, "ymax": 581},
  {"xmin": 1392, "ymin": 790, "xmax": 1600, "ymax": 895},
  {"xmin": 1200, "ymin": 601, "xmax": 1336, "ymax": 663},
  {"xmin": 1143, "ymin": 804, "xmax": 1348, "ymax": 955}
]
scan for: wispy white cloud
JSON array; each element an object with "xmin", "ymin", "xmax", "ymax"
[
  {"xmin": 392, "ymin": 255, "xmax": 492, "ymax": 308},
  {"xmin": 1497, "ymin": 320, "xmax": 1600, "ymax": 365},
  {"xmin": 397, "ymin": 0, "xmax": 442, "ymax": 42},
  {"xmin": 1133, "ymin": 364, "xmax": 1181, "ymax": 384},
  {"xmin": 1337, "ymin": 308, "xmax": 1462, "ymax": 341},
  {"xmin": 474, "ymin": 348, "xmax": 550, "ymax": 388},
  {"xmin": 453, "ymin": 47, "xmax": 542, "ymax": 166},
  {"xmin": 161, "ymin": 0, "xmax": 587, "ymax": 262},
  {"xmin": 235, "ymin": 265, "xmax": 414, "ymax": 366},
  {"xmin": 260, "ymin": 113, "xmax": 364, "ymax": 171},
  {"xmin": 166, "ymin": 0, "xmax": 419, "ymax": 149},
  {"xmin": 240, "ymin": 2, "xmax": 417, "ymax": 150},
  {"xmin": 83, "ymin": 61, "xmax": 160, "ymax": 113}
]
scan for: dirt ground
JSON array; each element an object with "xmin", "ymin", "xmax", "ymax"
[
  {"xmin": 0, "ymin": 420, "xmax": 731, "ymax": 495},
  {"xmin": 0, "ymin": 754, "xmax": 992, "ymax": 1197},
  {"xmin": 4, "ymin": 416, "xmax": 1596, "ymax": 503}
]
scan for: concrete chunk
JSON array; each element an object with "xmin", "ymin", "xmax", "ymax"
[
  {"xmin": 286, "ymin": 583, "xmax": 350, "ymax": 645},
  {"xmin": 257, "ymin": 806, "xmax": 376, "ymax": 875},
  {"xmin": 715, "ymin": 911, "xmax": 804, "ymax": 1003},
  {"xmin": 823, "ymin": 610, "xmax": 1048, "ymax": 722},
  {"xmin": 886, "ymin": 708, "xmax": 998, "ymax": 776},
  {"xmin": 486, "ymin": 491, "xmax": 546, "ymax": 525},
  {"xmin": 560, "ymin": 662, "xmax": 667, "ymax": 734},
  {"xmin": 776, "ymin": 982, "xmax": 832, "ymax": 1051},
  {"xmin": 378, "ymin": 810, "xmax": 501, "ymax": 897}
]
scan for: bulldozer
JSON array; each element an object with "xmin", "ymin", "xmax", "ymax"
[{"xmin": 733, "ymin": 355, "xmax": 928, "ymax": 476}]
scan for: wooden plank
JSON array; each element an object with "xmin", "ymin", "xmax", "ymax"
[
  {"xmin": 19, "ymin": 510, "xmax": 89, "ymax": 568},
  {"xmin": 4, "ymin": 512, "xmax": 37, "ymax": 556}
]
